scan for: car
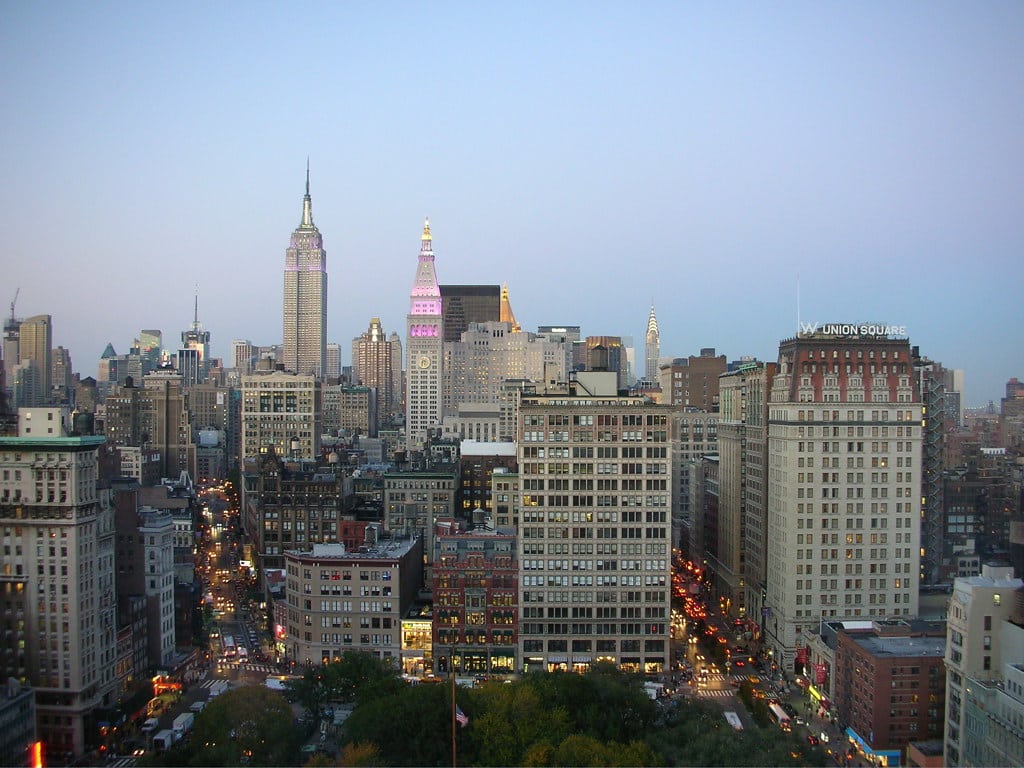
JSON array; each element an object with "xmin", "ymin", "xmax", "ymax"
[
  {"xmin": 807, "ymin": 735, "xmax": 820, "ymax": 746},
  {"xmin": 734, "ymin": 659, "xmax": 746, "ymax": 667}
]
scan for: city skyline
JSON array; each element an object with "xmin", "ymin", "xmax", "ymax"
[{"xmin": 2, "ymin": 3, "xmax": 1022, "ymax": 404}]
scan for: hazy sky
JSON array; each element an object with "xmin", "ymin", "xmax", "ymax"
[{"xmin": 2, "ymin": 2, "xmax": 1022, "ymax": 405}]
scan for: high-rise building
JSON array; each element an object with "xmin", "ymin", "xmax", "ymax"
[
  {"xmin": 51, "ymin": 345, "xmax": 73, "ymax": 405},
  {"xmin": 517, "ymin": 371, "xmax": 673, "ymax": 674},
  {"xmin": 178, "ymin": 295, "xmax": 210, "ymax": 387},
  {"xmin": 406, "ymin": 219, "xmax": 444, "ymax": 451},
  {"xmin": 714, "ymin": 361, "xmax": 775, "ymax": 622},
  {"xmin": 584, "ymin": 336, "xmax": 626, "ymax": 390},
  {"xmin": 658, "ymin": 348, "xmax": 727, "ymax": 410},
  {"xmin": 439, "ymin": 285, "xmax": 499, "ymax": 343},
  {"xmin": 352, "ymin": 317, "xmax": 396, "ymax": 425},
  {"xmin": 499, "ymin": 284, "xmax": 521, "ymax": 332},
  {"xmin": 388, "ymin": 332, "xmax": 403, "ymax": 413},
  {"xmin": 325, "ymin": 343, "xmax": 341, "ymax": 380},
  {"xmin": 0, "ymin": 418, "xmax": 117, "ymax": 758},
  {"xmin": 240, "ymin": 369, "xmax": 320, "ymax": 461},
  {"xmin": 231, "ymin": 340, "xmax": 256, "ymax": 374},
  {"xmin": 943, "ymin": 564, "xmax": 1024, "ymax": 766},
  {"xmin": 138, "ymin": 368, "xmax": 196, "ymax": 480},
  {"xmin": 16, "ymin": 314, "xmax": 52, "ymax": 407},
  {"xmin": 644, "ymin": 304, "xmax": 660, "ymax": 383},
  {"xmin": 282, "ymin": 167, "xmax": 327, "ymax": 378},
  {"xmin": 763, "ymin": 329, "xmax": 922, "ymax": 673}
]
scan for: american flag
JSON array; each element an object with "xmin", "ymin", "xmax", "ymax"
[{"xmin": 455, "ymin": 705, "xmax": 469, "ymax": 727}]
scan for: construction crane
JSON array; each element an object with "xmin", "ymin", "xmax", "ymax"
[{"xmin": 8, "ymin": 287, "xmax": 18, "ymax": 322}]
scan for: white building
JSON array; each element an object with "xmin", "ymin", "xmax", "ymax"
[
  {"xmin": 405, "ymin": 219, "xmax": 445, "ymax": 451},
  {"xmin": 944, "ymin": 564, "xmax": 1024, "ymax": 766},
  {"xmin": 764, "ymin": 331, "xmax": 922, "ymax": 672},
  {"xmin": 0, "ymin": 424, "xmax": 118, "ymax": 758},
  {"xmin": 241, "ymin": 369, "xmax": 320, "ymax": 461}
]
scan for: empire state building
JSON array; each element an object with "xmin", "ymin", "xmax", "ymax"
[{"xmin": 282, "ymin": 167, "xmax": 327, "ymax": 377}]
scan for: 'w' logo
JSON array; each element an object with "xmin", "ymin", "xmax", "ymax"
[{"xmin": 798, "ymin": 322, "xmax": 818, "ymax": 335}]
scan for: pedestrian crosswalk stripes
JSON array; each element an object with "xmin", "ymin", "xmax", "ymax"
[
  {"xmin": 696, "ymin": 688, "xmax": 736, "ymax": 699},
  {"xmin": 108, "ymin": 758, "xmax": 137, "ymax": 767}
]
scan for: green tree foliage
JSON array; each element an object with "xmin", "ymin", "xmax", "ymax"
[
  {"xmin": 185, "ymin": 685, "xmax": 303, "ymax": 766},
  {"xmin": 286, "ymin": 652, "xmax": 404, "ymax": 718}
]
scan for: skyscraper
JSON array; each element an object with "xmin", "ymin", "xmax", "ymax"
[
  {"xmin": 406, "ymin": 219, "xmax": 444, "ymax": 450},
  {"xmin": 178, "ymin": 294, "xmax": 210, "ymax": 387},
  {"xmin": 0, "ymin": 417, "xmax": 117, "ymax": 757},
  {"xmin": 645, "ymin": 304, "xmax": 660, "ymax": 382},
  {"xmin": 439, "ymin": 285, "xmax": 499, "ymax": 343},
  {"xmin": 16, "ymin": 314, "xmax": 52, "ymax": 407},
  {"xmin": 282, "ymin": 166, "xmax": 327, "ymax": 378},
  {"xmin": 352, "ymin": 317, "xmax": 395, "ymax": 425},
  {"xmin": 762, "ymin": 328, "xmax": 922, "ymax": 673}
]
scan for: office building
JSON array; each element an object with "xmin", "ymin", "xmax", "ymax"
[
  {"xmin": 714, "ymin": 361, "xmax": 775, "ymax": 623},
  {"xmin": 240, "ymin": 369, "xmax": 320, "ymax": 461},
  {"xmin": 499, "ymin": 284, "xmax": 521, "ymax": 332},
  {"xmin": 457, "ymin": 440, "xmax": 516, "ymax": 519},
  {"xmin": 763, "ymin": 329, "xmax": 922, "ymax": 673},
  {"xmin": 405, "ymin": 219, "xmax": 444, "ymax": 451},
  {"xmin": 943, "ymin": 564, "xmax": 1024, "ymax": 766},
  {"xmin": 177, "ymin": 295, "xmax": 210, "ymax": 387},
  {"xmin": 352, "ymin": 317, "xmax": 396, "ymax": 425},
  {"xmin": 658, "ymin": 348, "xmax": 727, "ymax": 411},
  {"xmin": 383, "ymin": 470, "xmax": 457, "ymax": 571},
  {"xmin": 14, "ymin": 314, "xmax": 52, "ymax": 407},
  {"xmin": 282, "ymin": 168, "xmax": 327, "ymax": 377},
  {"xmin": 322, "ymin": 384, "xmax": 376, "ymax": 437},
  {"xmin": 138, "ymin": 368, "xmax": 195, "ymax": 480},
  {"xmin": 0, "ymin": 678, "xmax": 36, "ymax": 768},
  {"xmin": 959, "ymin": 609, "xmax": 1024, "ymax": 768},
  {"xmin": 517, "ymin": 371, "xmax": 673, "ymax": 674},
  {"xmin": 439, "ymin": 285, "xmax": 500, "ymax": 343},
  {"xmin": 0, "ymin": 422, "xmax": 118, "ymax": 758},
  {"xmin": 644, "ymin": 305, "xmax": 660, "ymax": 384},
  {"xmin": 283, "ymin": 538, "xmax": 424, "ymax": 667},
  {"xmin": 583, "ymin": 336, "xmax": 626, "ymax": 389}
]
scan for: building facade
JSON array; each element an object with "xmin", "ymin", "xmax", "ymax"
[
  {"xmin": 439, "ymin": 285, "xmax": 500, "ymax": 343},
  {"xmin": 644, "ymin": 305, "xmax": 660, "ymax": 384},
  {"xmin": 764, "ymin": 330, "xmax": 923, "ymax": 672},
  {"xmin": 405, "ymin": 220, "xmax": 444, "ymax": 451},
  {"xmin": 432, "ymin": 528, "xmax": 518, "ymax": 677},
  {"xmin": 240, "ymin": 369, "xmax": 320, "ymax": 461},
  {"xmin": 282, "ymin": 169, "xmax": 327, "ymax": 378},
  {"xmin": 283, "ymin": 538, "xmax": 424, "ymax": 667},
  {"xmin": 943, "ymin": 564, "xmax": 1024, "ymax": 766},
  {"xmin": 517, "ymin": 371, "xmax": 673, "ymax": 674},
  {"xmin": 0, "ymin": 429, "xmax": 118, "ymax": 758},
  {"xmin": 352, "ymin": 317, "xmax": 396, "ymax": 425}
]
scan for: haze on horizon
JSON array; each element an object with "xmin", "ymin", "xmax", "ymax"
[{"xmin": 2, "ymin": 2, "xmax": 1022, "ymax": 405}]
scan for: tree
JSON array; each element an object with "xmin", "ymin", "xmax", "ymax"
[{"xmin": 187, "ymin": 685, "xmax": 303, "ymax": 766}]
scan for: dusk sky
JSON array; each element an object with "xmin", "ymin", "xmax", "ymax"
[{"xmin": 2, "ymin": 2, "xmax": 1022, "ymax": 405}]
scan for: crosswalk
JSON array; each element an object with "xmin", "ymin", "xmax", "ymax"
[
  {"xmin": 107, "ymin": 758, "xmax": 137, "ymax": 767},
  {"xmin": 696, "ymin": 688, "xmax": 736, "ymax": 699}
]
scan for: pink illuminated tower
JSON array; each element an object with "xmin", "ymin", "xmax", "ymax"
[{"xmin": 405, "ymin": 218, "xmax": 444, "ymax": 450}]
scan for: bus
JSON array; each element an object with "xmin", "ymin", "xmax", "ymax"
[
  {"xmin": 238, "ymin": 645, "xmax": 248, "ymax": 662},
  {"xmin": 724, "ymin": 711, "xmax": 743, "ymax": 731},
  {"xmin": 222, "ymin": 635, "xmax": 237, "ymax": 660},
  {"xmin": 768, "ymin": 702, "xmax": 792, "ymax": 731}
]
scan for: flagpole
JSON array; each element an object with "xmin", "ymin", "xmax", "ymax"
[{"xmin": 451, "ymin": 641, "xmax": 457, "ymax": 768}]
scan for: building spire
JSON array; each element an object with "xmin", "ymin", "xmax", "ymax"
[{"xmin": 301, "ymin": 160, "xmax": 314, "ymax": 227}]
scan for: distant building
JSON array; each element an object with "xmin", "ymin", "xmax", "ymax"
[
  {"xmin": 658, "ymin": 348, "xmax": 727, "ymax": 411},
  {"xmin": 384, "ymin": 470, "xmax": 457, "ymax": 574},
  {"xmin": 405, "ymin": 220, "xmax": 445, "ymax": 451},
  {"xmin": 644, "ymin": 305, "xmax": 660, "ymax": 384},
  {"xmin": 240, "ymin": 369, "xmax": 320, "ymax": 461},
  {"xmin": 282, "ymin": 168, "xmax": 327, "ymax": 378},
  {"xmin": 457, "ymin": 440, "xmax": 516, "ymax": 519},
  {"xmin": 439, "ymin": 285, "xmax": 500, "ymax": 343}
]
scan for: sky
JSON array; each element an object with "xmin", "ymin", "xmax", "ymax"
[{"xmin": 2, "ymin": 2, "xmax": 1022, "ymax": 406}]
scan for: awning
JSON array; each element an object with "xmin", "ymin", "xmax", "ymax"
[{"xmin": 548, "ymin": 656, "xmax": 568, "ymax": 663}]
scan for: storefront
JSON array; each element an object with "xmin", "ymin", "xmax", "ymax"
[{"xmin": 845, "ymin": 726, "xmax": 902, "ymax": 767}]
